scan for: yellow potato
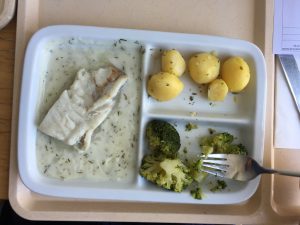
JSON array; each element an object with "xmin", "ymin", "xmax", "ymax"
[
  {"xmin": 188, "ymin": 53, "xmax": 220, "ymax": 84},
  {"xmin": 147, "ymin": 72, "xmax": 184, "ymax": 101},
  {"xmin": 221, "ymin": 56, "xmax": 250, "ymax": 92},
  {"xmin": 208, "ymin": 79, "xmax": 228, "ymax": 101},
  {"xmin": 162, "ymin": 49, "xmax": 186, "ymax": 77}
]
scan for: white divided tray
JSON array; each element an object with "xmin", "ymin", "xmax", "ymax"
[{"xmin": 18, "ymin": 25, "xmax": 266, "ymax": 204}]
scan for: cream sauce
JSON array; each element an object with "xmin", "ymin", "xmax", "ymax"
[{"xmin": 36, "ymin": 38, "xmax": 143, "ymax": 182}]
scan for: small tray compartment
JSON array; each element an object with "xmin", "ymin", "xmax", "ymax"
[{"xmin": 143, "ymin": 45, "xmax": 257, "ymax": 120}]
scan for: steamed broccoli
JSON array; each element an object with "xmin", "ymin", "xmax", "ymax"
[
  {"xmin": 200, "ymin": 132, "xmax": 234, "ymax": 148},
  {"xmin": 201, "ymin": 146, "xmax": 214, "ymax": 156},
  {"xmin": 200, "ymin": 132, "xmax": 247, "ymax": 155},
  {"xmin": 188, "ymin": 159, "xmax": 208, "ymax": 183},
  {"xmin": 210, "ymin": 179, "xmax": 227, "ymax": 192},
  {"xmin": 185, "ymin": 122, "xmax": 198, "ymax": 131},
  {"xmin": 190, "ymin": 187, "xmax": 204, "ymax": 200},
  {"xmin": 146, "ymin": 120, "xmax": 180, "ymax": 158},
  {"xmin": 223, "ymin": 143, "xmax": 247, "ymax": 155},
  {"xmin": 139, "ymin": 154, "xmax": 192, "ymax": 192}
]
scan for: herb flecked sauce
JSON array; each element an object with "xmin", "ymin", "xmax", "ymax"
[{"xmin": 36, "ymin": 38, "xmax": 143, "ymax": 182}]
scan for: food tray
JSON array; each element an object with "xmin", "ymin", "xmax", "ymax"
[
  {"xmin": 18, "ymin": 25, "xmax": 266, "ymax": 204},
  {"xmin": 9, "ymin": 0, "xmax": 300, "ymax": 223},
  {"xmin": 0, "ymin": 0, "xmax": 15, "ymax": 30}
]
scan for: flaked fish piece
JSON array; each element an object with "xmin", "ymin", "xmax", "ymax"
[{"xmin": 39, "ymin": 66, "xmax": 128, "ymax": 151}]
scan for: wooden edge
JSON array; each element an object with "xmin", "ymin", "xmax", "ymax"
[
  {"xmin": 271, "ymin": 148, "xmax": 300, "ymax": 216},
  {"xmin": 7, "ymin": 0, "xmax": 300, "ymax": 223},
  {"xmin": 8, "ymin": 0, "xmax": 40, "ymax": 218}
]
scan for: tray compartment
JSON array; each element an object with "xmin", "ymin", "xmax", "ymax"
[
  {"xmin": 142, "ymin": 46, "xmax": 257, "ymax": 119},
  {"xmin": 139, "ymin": 114, "xmax": 257, "ymax": 196},
  {"xmin": 19, "ymin": 29, "xmax": 148, "ymax": 194}
]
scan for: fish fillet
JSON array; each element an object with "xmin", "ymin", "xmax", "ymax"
[{"xmin": 39, "ymin": 66, "xmax": 128, "ymax": 151}]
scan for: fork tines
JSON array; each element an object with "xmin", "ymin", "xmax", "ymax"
[
  {"xmin": 200, "ymin": 154, "xmax": 229, "ymax": 178},
  {"xmin": 200, "ymin": 153, "xmax": 228, "ymax": 159}
]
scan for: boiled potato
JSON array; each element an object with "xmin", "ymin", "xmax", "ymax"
[
  {"xmin": 162, "ymin": 49, "xmax": 186, "ymax": 77},
  {"xmin": 188, "ymin": 53, "xmax": 220, "ymax": 84},
  {"xmin": 147, "ymin": 72, "xmax": 184, "ymax": 101},
  {"xmin": 221, "ymin": 56, "xmax": 250, "ymax": 92},
  {"xmin": 208, "ymin": 79, "xmax": 228, "ymax": 101}
]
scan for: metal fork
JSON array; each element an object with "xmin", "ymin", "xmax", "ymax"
[{"xmin": 200, "ymin": 154, "xmax": 300, "ymax": 181}]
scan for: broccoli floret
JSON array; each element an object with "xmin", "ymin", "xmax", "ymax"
[
  {"xmin": 200, "ymin": 132, "xmax": 233, "ymax": 147},
  {"xmin": 185, "ymin": 122, "xmax": 198, "ymax": 131},
  {"xmin": 188, "ymin": 159, "xmax": 208, "ymax": 183},
  {"xmin": 233, "ymin": 143, "xmax": 248, "ymax": 155},
  {"xmin": 200, "ymin": 132, "xmax": 248, "ymax": 155},
  {"xmin": 199, "ymin": 136, "xmax": 213, "ymax": 147},
  {"xmin": 191, "ymin": 187, "xmax": 204, "ymax": 200},
  {"xmin": 221, "ymin": 143, "xmax": 248, "ymax": 155},
  {"xmin": 201, "ymin": 146, "xmax": 214, "ymax": 156},
  {"xmin": 146, "ymin": 120, "xmax": 180, "ymax": 158},
  {"xmin": 213, "ymin": 132, "xmax": 234, "ymax": 146},
  {"xmin": 139, "ymin": 154, "xmax": 192, "ymax": 192},
  {"xmin": 211, "ymin": 132, "xmax": 234, "ymax": 147},
  {"xmin": 210, "ymin": 180, "xmax": 227, "ymax": 192}
]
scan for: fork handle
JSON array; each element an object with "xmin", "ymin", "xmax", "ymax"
[{"xmin": 264, "ymin": 168, "xmax": 300, "ymax": 178}]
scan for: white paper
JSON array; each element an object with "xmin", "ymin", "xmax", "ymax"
[
  {"xmin": 273, "ymin": 0, "xmax": 300, "ymax": 54},
  {"xmin": 275, "ymin": 56, "xmax": 300, "ymax": 149}
]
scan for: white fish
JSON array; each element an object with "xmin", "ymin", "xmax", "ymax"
[{"xmin": 39, "ymin": 66, "xmax": 128, "ymax": 151}]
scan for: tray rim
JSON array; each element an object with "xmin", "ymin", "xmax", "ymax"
[{"xmin": 9, "ymin": 0, "xmax": 300, "ymax": 222}]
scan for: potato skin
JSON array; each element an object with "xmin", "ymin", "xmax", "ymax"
[
  {"xmin": 188, "ymin": 53, "xmax": 220, "ymax": 84},
  {"xmin": 221, "ymin": 57, "xmax": 250, "ymax": 92},
  {"xmin": 161, "ymin": 50, "xmax": 186, "ymax": 77},
  {"xmin": 147, "ymin": 72, "xmax": 184, "ymax": 101},
  {"xmin": 208, "ymin": 79, "xmax": 228, "ymax": 101}
]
